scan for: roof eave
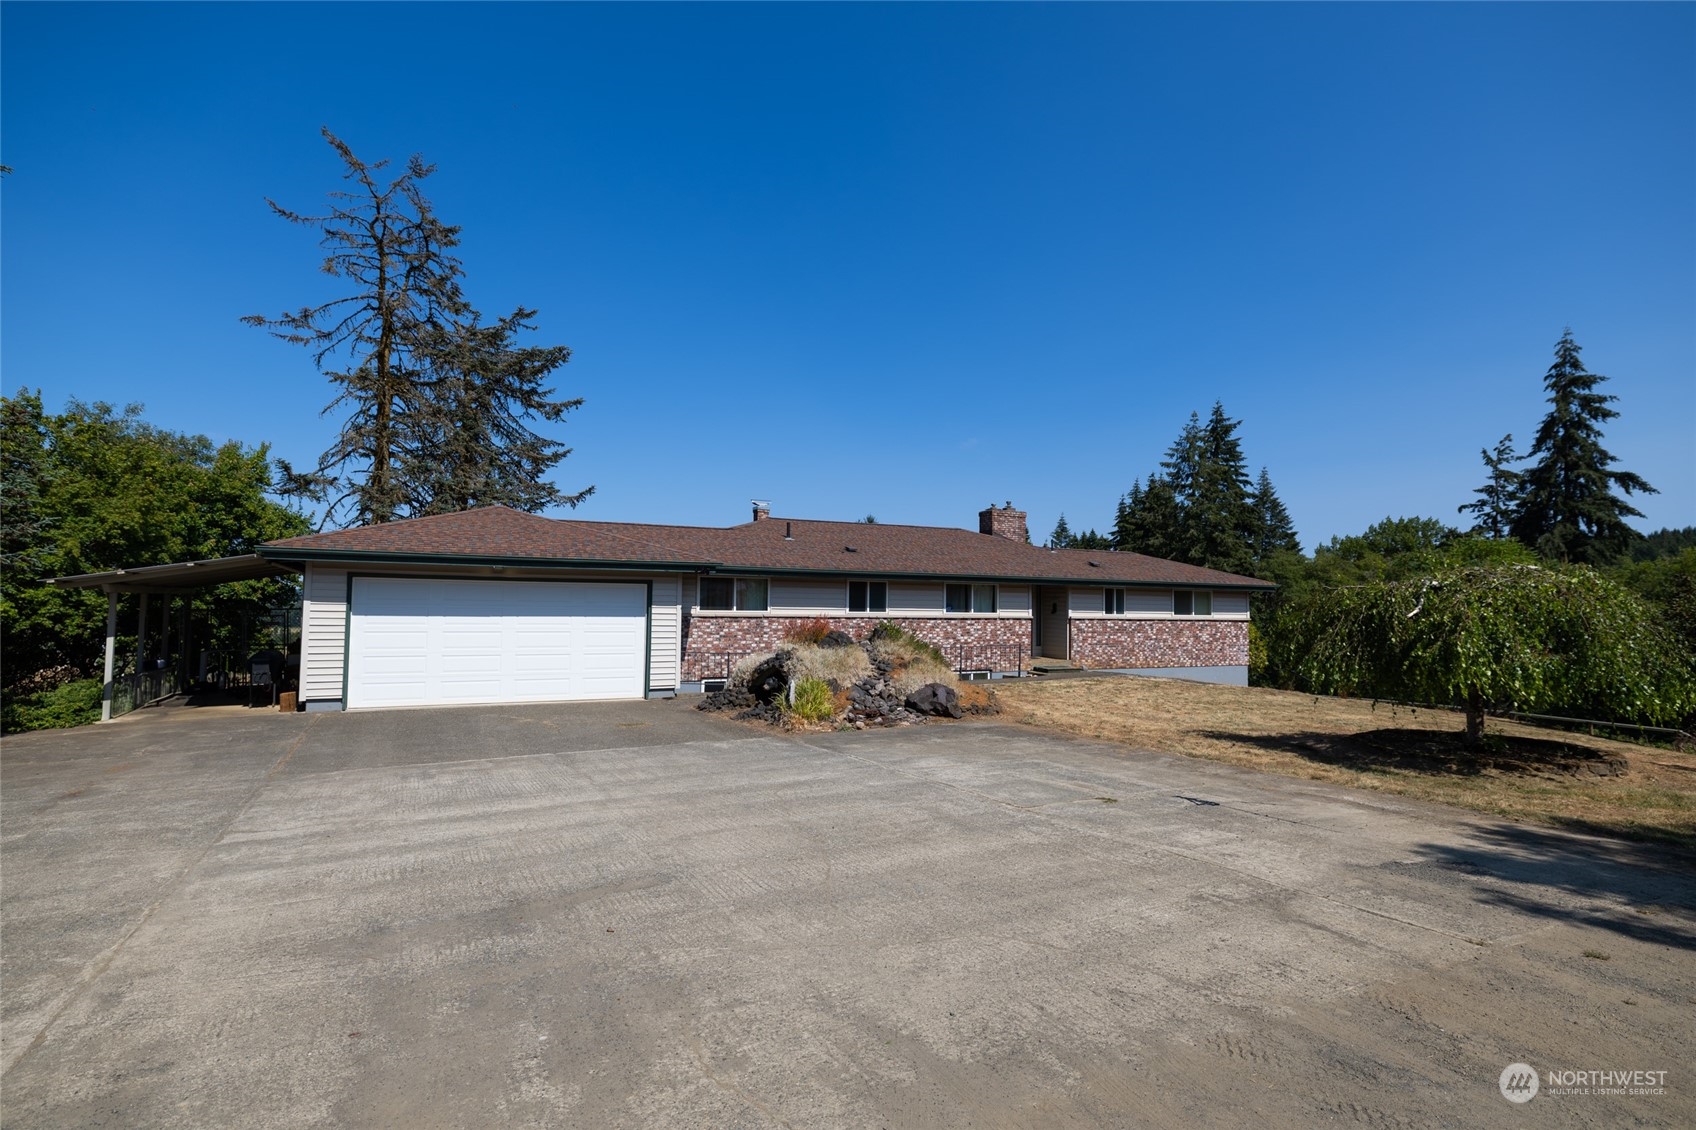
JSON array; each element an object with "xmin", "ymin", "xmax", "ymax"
[{"xmin": 256, "ymin": 545, "xmax": 723, "ymax": 572}]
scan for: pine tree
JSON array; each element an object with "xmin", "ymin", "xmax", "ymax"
[
  {"xmin": 1251, "ymin": 467, "xmax": 1300, "ymax": 561},
  {"xmin": 399, "ymin": 308, "xmax": 592, "ymax": 515},
  {"xmin": 1457, "ymin": 434, "xmax": 1523, "ymax": 539},
  {"xmin": 1048, "ymin": 514, "xmax": 1075, "ymax": 549},
  {"xmin": 1509, "ymin": 332, "xmax": 1655, "ymax": 565}
]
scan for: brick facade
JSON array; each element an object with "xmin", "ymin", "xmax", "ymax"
[
  {"xmin": 1068, "ymin": 618, "xmax": 1248, "ymax": 670},
  {"xmin": 681, "ymin": 615, "xmax": 1031, "ymax": 681}
]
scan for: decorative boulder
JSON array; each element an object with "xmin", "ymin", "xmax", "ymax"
[
  {"xmin": 905, "ymin": 682, "xmax": 962, "ymax": 719},
  {"xmin": 818, "ymin": 630, "xmax": 856, "ymax": 650},
  {"xmin": 746, "ymin": 655, "xmax": 792, "ymax": 704}
]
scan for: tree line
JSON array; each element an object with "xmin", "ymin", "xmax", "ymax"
[{"xmin": 1045, "ymin": 333, "xmax": 1694, "ymax": 741}]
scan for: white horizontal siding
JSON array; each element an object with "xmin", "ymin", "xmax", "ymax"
[
  {"xmin": 300, "ymin": 564, "xmax": 348, "ymax": 702},
  {"xmin": 770, "ymin": 578, "xmax": 846, "ymax": 613},
  {"xmin": 649, "ymin": 575, "xmax": 682, "ymax": 689}
]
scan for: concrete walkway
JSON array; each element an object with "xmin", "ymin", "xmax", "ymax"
[{"xmin": 2, "ymin": 699, "xmax": 1692, "ymax": 1128}]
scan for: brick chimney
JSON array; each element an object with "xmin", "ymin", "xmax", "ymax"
[
  {"xmin": 979, "ymin": 501, "xmax": 1027, "ymax": 542},
  {"xmin": 751, "ymin": 500, "xmax": 770, "ymax": 522}
]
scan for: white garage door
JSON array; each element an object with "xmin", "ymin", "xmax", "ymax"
[{"xmin": 347, "ymin": 577, "xmax": 647, "ymax": 709}]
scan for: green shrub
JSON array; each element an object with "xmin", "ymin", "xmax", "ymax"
[
  {"xmin": 1247, "ymin": 622, "xmax": 1269, "ymax": 685},
  {"xmin": 789, "ymin": 677, "xmax": 836, "ymax": 722},
  {"xmin": 1, "ymin": 677, "xmax": 103, "ymax": 733}
]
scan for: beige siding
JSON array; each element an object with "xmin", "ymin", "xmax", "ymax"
[
  {"xmin": 300, "ymin": 564, "xmax": 348, "ymax": 702},
  {"xmin": 770, "ymin": 577, "xmax": 846, "ymax": 613},
  {"xmin": 1213, "ymin": 591, "xmax": 1251, "ymax": 617},
  {"xmin": 888, "ymin": 582, "xmax": 945, "ymax": 613},
  {"xmin": 649, "ymin": 575, "xmax": 682, "ymax": 690},
  {"xmin": 1040, "ymin": 587, "xmax": 1069, "ymax": 657},
  {"xmin": 998, "ymin": 584, "xmax": 1031, "ymax": 614}
]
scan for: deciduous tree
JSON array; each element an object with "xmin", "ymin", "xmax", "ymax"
[{"xmin": 1294, "ymin": 564, "xmax": 1693, "ymax": 746}]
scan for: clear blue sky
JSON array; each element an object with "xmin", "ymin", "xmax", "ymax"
[{"xmin": 4, "ymin": 2, "xmax": 1692, "ymax": 548}]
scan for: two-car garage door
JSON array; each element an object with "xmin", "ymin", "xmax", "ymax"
[{"xmin": 346, "ymin": 577, "xmax": 647, "ymax": 709}]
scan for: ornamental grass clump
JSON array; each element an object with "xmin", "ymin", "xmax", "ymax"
[
  {"xmin": 785, "ymin": 642, "xmax": 872, "ymax": 690},
  {"xmin": 788, "ymin": 677, "xmax": 836, "ymax": 723}
]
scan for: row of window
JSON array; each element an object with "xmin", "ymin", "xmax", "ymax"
[
  {"xmin": 1103, "ymin": 588, "xmax": 1213, "ymax": 616},
  {"xmin": 698, "ymin": 579, "xmax": 1217, "ymax": 616}
]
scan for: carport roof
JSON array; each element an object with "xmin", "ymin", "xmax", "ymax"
[{"xmin": 47, "ymin": 553, "xmax": 298, "ymax": 593}]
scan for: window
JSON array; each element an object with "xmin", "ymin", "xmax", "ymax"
[
  {"xmin": 1173, "ymin": 590, "xmax": 1212, "ymax": 616},
  {"xmin": 1105, "ymin": 588, "xmax": 1125, "ymax": 615},
  {"xmin": 848, "ymin": 580, "xmax": 888, "ymax": 613},
  {"xmin": 699, "ymin": 577, "xmax": 768, "ymax": 611},
  {"xmin": 946, "ymin": 583, "xmax": 996, "ymax": 613}
]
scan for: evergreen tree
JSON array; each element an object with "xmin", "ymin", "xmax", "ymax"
[
  {"xmin": 1250, "ymin": 467, "xmax": 1300, "ymax": 561},
  {"xmin": 1181, "ymin": 402, "xmax": 1257, "ymax": 573},
  {"xmin": 1072, "ymin": 528, "xmax": 1114, "ymax": 550},
  {"xmin": 1509, "ymin": 332, "xmax": 1655, "ymax": 565},
  {"xmin": 399, "ymin": 308, "xmax": 592, "ymax": 515},
  {"xmin": 1457, "ymin": 434, "xmax": 1523, "ymax": 539},
  {"xmin": 247, "ymin": 130, "xmax": 591, "ymax": 527},
  {"xmin": 1114, "ymin": 474, "xmax": 1183, "ymax": 559},
  {"xmin": 1048, "ymin": 514, "xmax": 1075, "ymax": 549},
  {"xmin": 244, "ymin": 130, "xmax": 469, "ymax": 526}
]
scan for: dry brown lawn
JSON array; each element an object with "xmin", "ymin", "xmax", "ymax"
[{"xmin": 995, "ymin": 676, "xmax": 1696, "ymax": 848}]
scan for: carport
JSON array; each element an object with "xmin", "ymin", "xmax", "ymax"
[{"xmin": 48, "ymin": 554, "xmax": 300, "ymax": 721}]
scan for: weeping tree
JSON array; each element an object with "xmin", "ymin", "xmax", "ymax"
[{"xmin": 1294, "ymin": 564, "xmax": 1694, "ymax": 746}]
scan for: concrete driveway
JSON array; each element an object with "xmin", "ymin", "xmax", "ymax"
[{"xmin": 2, "ymin": 698, "xmax": 1692, "ymax": 1128}]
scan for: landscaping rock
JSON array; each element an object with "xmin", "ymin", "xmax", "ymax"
[
  {"xmin": 906, "ymin": 683, "xmax": 962, "ymax": 719},
  {"xmin": 818, "ymin": 630, "xmax": 856, "ymax": 649},
  {"xmin": 697, "ymin": 687, "xmax": 754, "ymax": 713},
  {"xmin": 746, "ymin": 653, "xmax": 793, "ymax": 704}
]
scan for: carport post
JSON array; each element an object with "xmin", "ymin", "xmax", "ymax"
[
  {"xmin": 136, "ymin": 592, "xmax": 149, "ymax": 671},
  {"xmin": 100, "ymin": 589, "xmax": 117, "ymax": 723}
]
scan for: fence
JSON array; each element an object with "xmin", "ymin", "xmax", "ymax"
[{"xmin": 109, "ymin": 667, "xmax": 182, "ymax": 719}]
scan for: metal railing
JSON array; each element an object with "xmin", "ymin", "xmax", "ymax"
[{"xmin": 109, "ymin": 668, "xmax": 182, "ymax": 719}]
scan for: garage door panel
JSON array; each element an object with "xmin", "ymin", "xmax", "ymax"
[{"xmin": 348, "ymin": 578, "xmax": 646, "ymax": 709}]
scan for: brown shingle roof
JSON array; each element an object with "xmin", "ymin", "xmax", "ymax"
[{"xmin": 262, "ymin": 506, "xmax": 1273, "ymax": 589}]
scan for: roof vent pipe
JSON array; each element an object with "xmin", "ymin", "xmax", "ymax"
[{"xmin": 785, "ymin": 521, "xmax": 793, "ymax": 540}]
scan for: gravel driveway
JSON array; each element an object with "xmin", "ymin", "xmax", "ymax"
[{"xmin": 3, "ymin": 698, "xmax": 1692, "ymax": 1128}]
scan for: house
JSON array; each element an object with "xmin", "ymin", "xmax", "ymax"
[{"xmin": 248, "ymin": 502, "xmax": 1274, "ymax": 712}]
